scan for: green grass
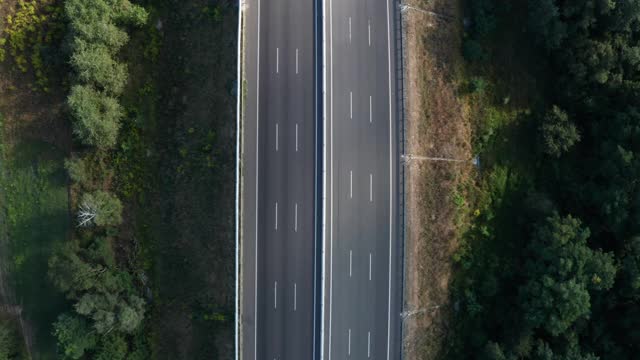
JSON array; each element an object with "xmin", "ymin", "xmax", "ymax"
[
  {"xmin": 1, "ymin": 137, "xmax": 70, "ymax": 358},
  {"xmin": 112, "ymin": 2, "xmax": 238, "ymax": 358}
]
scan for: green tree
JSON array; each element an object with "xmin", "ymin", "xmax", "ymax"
[
  {"xmin": 75, "ymin": 292, "xmax": 145, "ymax": 334},
  {"xmin": 483, "ymin": 342, "xmax": 511, "ymax": 360},
  {"xmin": 70, "ymin": 41, "xmax": 128, "ymax": 95},
  {"xmin": 53, "ymin": 314, "xmax": 97, "ymax": 359},
  {"xmin": 540, "ymin": 106, "xmax": 580, "ymax": 157},
  {"xmin": 78, "ymin": 190, "xmax": 123, "ymax": 227},
  {"xmin": 528, "ymin": 0, "xmax": 567, "ymax": 49},
  {"xmin": 68, "ymin": 85, "xmax": 123, "ymax": 149},
  {"xmin": 519, "ymin": 214, "xmax": 616, "ymax": 336},
  {"xmin": 95, "ymin": 333, "xmax": 127, "ymax": 360},
  {"xmin": 49, "ymin": 243, "xmax": 106, "ymax": 296},
  {"xmin": 65, "ymin": 0, "xmax": 148, "ymax": 49}
]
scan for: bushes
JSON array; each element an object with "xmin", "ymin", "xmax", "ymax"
[
  {"xmin": 0, "ymin": 318, "xmax": 23, "ymax": 360},
  {"xmin": 0, "ymin": 0, "xmax": 65, "ymax": 91},
  {"xmin": 64, "ymin": 157, "xmax": 89, "ymax": 186}
]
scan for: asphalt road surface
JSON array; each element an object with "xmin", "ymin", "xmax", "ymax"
[
  {"xmin": 240, "ymin": 0, "xmax": 318, "ymax": 359},
  {"xmin": 322, "ymin": 0, "xmax": 402, "ymax": 359}
]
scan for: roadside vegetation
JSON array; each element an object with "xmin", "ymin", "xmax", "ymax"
[
  {"xmin": 0, "ymin": 0, "xmax": 236, "ymax": 358},
  {"xmin": 444, "ymin": 0, "xmax": 640, "ymax": 359}
]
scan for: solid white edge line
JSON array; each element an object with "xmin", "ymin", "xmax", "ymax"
[
  {"xmin": 314, "ymin": 0, "xmax": 322, "ymax": 356},
  {"xmin": 320, "ymin": 0, "xmax": 328, "ymax": 354},
  {"xmin": 255, "ymin": 0, "xmax": 261, "ymax": 358},
  {"xmin": 327, "ymin": 0, "xmax": 334, "ymax": 356},
  {"xmin": 385, "ymin": 0, "xmax": 393, "ymax": 359},
  {"xmin": 234, "ymin": 1, "xmax": 243, "ymax": 359}
]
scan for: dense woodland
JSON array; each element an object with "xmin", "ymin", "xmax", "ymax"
[{"xmin": 452, "ymin": 0, "xmax": 640, "ymax": 359}]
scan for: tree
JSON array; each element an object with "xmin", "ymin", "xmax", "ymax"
[
  {"xmin": 519, "ymin": 214, "xmax": 616, "ymax": 336},
  {"xmin": 70, "ymin": 41, "xmax": 128, "ymax": 95},
  {"xmin": 77, "ymin": 191, "xmax": 123, "ymax": 227},
  {"xmin": 483, "ymin": 342, "xmax": 511, "ymax": 360},
  {"xmin": 53, "ymin": 314, "xmax": 97, "ymax": 359},
  {"xmin": 65, "ymin": 0, "xmax": 148, "ymax": 49},
  {"xmin": 49, "ymin": 243, "xmax": 106, "ymax": 296},
  {"xmin": 68, "ymin": 85, "xmax": 123, "ymax": 149},
  {"xmin": 540, "ymin": 106, "xmax": 581, "ymax": 157},
  {"xmin": 75, "ymin": 293, "xmax": 145, "ymax": 334},
  {"xmin": 95, "ymin": 333, "xmax": 127, "ymax": 360},
  {"xmin": 528, "ymin": 0, "xmax": 567, "ymax": 50}
]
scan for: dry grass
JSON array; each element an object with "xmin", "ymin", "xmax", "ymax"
[{"xmin": 402, "ymin": 1, "xmax": 473, "ymax": 359}]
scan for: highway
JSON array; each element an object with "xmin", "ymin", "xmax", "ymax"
[
  {"xmin": 322, "ymin": 0, "xmax": 402, "ymax": 359},
  {"xmin": 240, "ymin": 0, "xmax": 318, "ymax": 359}
]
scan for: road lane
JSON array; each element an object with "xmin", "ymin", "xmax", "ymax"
[
  {"xmin": 323, "ymin": 0, "xmax": 402, "ymax": 359},
  {"xmin": 241, "ymin": 0, "xmax": 316, "ymax": 359}
]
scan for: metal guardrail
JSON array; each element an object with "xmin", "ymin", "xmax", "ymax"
[
  {"xmin": 394, "ymin": 1, "xmax": 408, "ymax": 359},
  {"xmin": 235, "ymin": 1, "xmax": 246, "ymax": 360}
]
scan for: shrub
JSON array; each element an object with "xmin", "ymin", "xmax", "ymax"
[
  {"xmin": 540, "ymin": 105, "xmax": 580, "ymax": 157},
  {"xmin": 463, "ymin": 38, "xmax": 488, "ymax": 63},
  {"xmin": 65, "ymin": 157, "xmax": 90, "ymax": 186}
]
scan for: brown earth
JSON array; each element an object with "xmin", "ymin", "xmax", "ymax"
[{"xmin": 402, "ymin": 1, "xmax": 472, "ymax": 359}]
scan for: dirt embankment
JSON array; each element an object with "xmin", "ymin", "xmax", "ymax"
[{"xmin": 402, "ymin": 1, "xmax": 472, "ymax": 359}]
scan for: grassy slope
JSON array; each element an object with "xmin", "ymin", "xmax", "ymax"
[
  {"xmin": 117, "ymin": 1, "xmax": 237, "ymax": 358},
  {"xmin": 0, "ymin": 3, "xmax": 70, "ymax": 356},
  {"xmin": 1, "ymin": 138, "xmax": 69, "ymax": 359}
]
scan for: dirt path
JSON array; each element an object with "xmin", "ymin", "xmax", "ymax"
[{"xmin": 402, "ymin": 1, "xmax": 472, "ymax": 359}]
